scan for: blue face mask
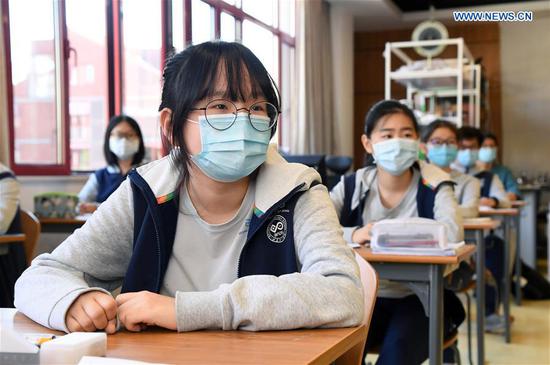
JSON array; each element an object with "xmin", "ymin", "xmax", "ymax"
[
  {"xmin": 190, "ymin": 114, "xmax": 271, "ymax": 182},
  {"xmin": 478, "ymin": 147, "xmax": 497, "ymax": 163},
  {"xmin": 457, "ymin": 148, "xmax": 479, "ymax": 167},
  {"xmin": 372, "ymin": 138, "xmax": 419, "ymax": 176},
  {"xmin": 427, "ymin": 144, "xmax": 458, "ymax": 168}
]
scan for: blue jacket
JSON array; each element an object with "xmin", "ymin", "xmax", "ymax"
[
  {"xmin": 121, "ymin": 160, "xmax": 318, "ymax": 293},
  {"xmin": 94, "ymin": 167, "xmax": 127, "ymax": 203}
]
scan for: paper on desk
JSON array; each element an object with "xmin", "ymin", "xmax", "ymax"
[
  {"xmin": 478, "ymin": 206, "xmax": 492, "ymax": 212},
  {"xmin": 78, "ymin": 356, "xmax": 169, "ymax": 365},
  {"xmin": 371, "ymin": 241, "xmax": 465, "ymax": 256}
]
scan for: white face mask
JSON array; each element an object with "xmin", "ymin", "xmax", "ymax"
[{"xmin": 109, "ymin": 137, "xmax": 139, "ymax": 161}]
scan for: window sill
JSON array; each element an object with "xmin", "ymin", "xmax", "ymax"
[{"xmin": 18, "ymin": 174, "xmax": 89, "ymax": 183}]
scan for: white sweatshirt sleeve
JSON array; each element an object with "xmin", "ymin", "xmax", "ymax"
[
  {"xmin": 434, "ymin": 184, "xmax": 464, "ymax": 242},
  {"xmin": 78, "ymin": 173, "xmax": 99, "ymax": 203},
  {"xmin": 490, "ymin": 175, "xmax": 511, "ymax": 208},
  {"xmin": 15, "ymin": 180, "xmax": 135, "ymax": 332},
  {"xmin": 0, "ymin": 175, "xmax": 20, "ymax": 234},
  {"xmin": 458, "ymin": 176, "xmax": 481, "ymax": 218}
]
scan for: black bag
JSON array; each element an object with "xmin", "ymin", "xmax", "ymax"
[
  {"xmin": 517, "ymin": 261, "xmax": 550, "ymax": 300},
  {"xmin": 445, "ymin": 261, "xmax": 475, "ymax": 292}
]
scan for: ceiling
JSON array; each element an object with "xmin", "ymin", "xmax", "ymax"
[
  {"xmin": 391, "ymin": 0, "xmax": 543, "ymax": 12},
  {"xmin": 326, "ymin": 0, "xmax": 550, "ymax": 31}
]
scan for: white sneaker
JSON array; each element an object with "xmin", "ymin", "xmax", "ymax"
[{"xmin": 485, "ymin": 313, "xmax": 505, "ymax": 334}]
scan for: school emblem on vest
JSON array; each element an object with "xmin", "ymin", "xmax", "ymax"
[{"xmin": 266, "ymin": 215, "xmax": 287, "ymax": 243}]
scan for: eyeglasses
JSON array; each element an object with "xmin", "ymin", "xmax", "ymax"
[
  {"xmin": 111, "ymin": 132, "xmax": 138, "ymax": 140},
  {"xmin": 428, "ymin": 138, "xmax": 457, "ymax": 146},
  {"xmin": 191, "ymin": 99, "xmax": 280, "ymax": 132}
]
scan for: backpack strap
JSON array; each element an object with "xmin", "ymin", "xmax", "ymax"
[
  {"xmin": 475, "ymin": 171, "xmax": 493, "ymax": 198},
  {"xmin": 417, "ymin": 177, "xmax": 455, "ymax": 219},
  {"xmin": 339, "ymin": 173, "xmax": 367, "ymax": 227}
]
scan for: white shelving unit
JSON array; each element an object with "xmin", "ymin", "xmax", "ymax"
[{"xmin": 384, "ymin": 38, "xmax": 481, "ymax": 127}]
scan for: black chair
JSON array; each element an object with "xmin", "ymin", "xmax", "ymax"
[
  {"xmin": 325, "ymin": 155, "xmax": 353, "ymax": 190},
  {"xmin": 281, "ymin": 154, "xmax": 327, "ymax": 185}
]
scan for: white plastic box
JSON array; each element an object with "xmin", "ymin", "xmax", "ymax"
[
  {"xmin": 371, "ymin": 218, "xmax": 447, "ymax": 251},
  {"xmin": 40, "ymin": 332, "xmax": 106, "ymax": 365}
]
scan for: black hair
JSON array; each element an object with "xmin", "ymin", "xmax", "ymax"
[
  {"xmin": 159, "ymin": 41, "xmax": 281, "ymax": 188},
  {"xmin": 421, "ymin": 119, "xmax": 458, "ymax": 143},
  {"xmin": 457, "ymin": 126, "xmax": 483, "ymax": 146},
  {"xmin": 363, "ymin": 100, "xmax": 419, "ymax": 166},
  {"xmin": 103, "ymin": 114, "xmax": 145, "ymax": 166},
  {"xmin": 483, "ymin": 132, "xmax": 498, "ymax": 145}
]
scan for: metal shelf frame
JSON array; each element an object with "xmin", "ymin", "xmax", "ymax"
[{"xmin": 384, "ymin": 38, "xmax": 481, "ymax": 127}]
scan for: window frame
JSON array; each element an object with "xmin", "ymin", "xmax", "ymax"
[
  {"xmin": 2, "ymin": 0, "xmax": 294, "ymax": 175},
  {"xmin": 2, "ymin": 0, "xmax": 72, "ymax": 175},
  {"xmin": 185, "ymin": 0, "xmax": 296, "ymax": 147}
]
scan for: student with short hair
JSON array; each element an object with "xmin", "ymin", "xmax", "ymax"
[
  {"xmin": 422, "ymin": 120, "xmax": 480, "ymax": 218},
  {"xmin": 330, "ymin": 100, "xmax": 464, "ymax": 365},
  {"xmin": 15, "ymin": 41, "xmax": 363, "ymax": 334},
  {"xmin": 453, "ymin": 126, "xmax": 511, "ymax": 209},
  {"xmin": 78, "ymin": 115, "xmax": 145, "ymax": 214},
  {"xmin": 479, "ymin": 132, "xmax": 520, "ymax": 201}
]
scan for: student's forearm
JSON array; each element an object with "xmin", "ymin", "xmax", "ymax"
[
  {"xmin": 174, "ymin": 273, "xmax": 363, "ymax": 331},
  {"xmin": 14, "ymin": 261, "xmax": 113, "ymax": 332},
  {"xmin": 15, "ymin": 181, "xmax": 134, "ymax": 330}
]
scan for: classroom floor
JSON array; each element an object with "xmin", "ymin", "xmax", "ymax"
[
  {"xmin": 455, "ymin": 298, "xmax": 550, "ymax": 365},
  {"xmin": 364, "ymin": 298, "xmax": 550, "ymax": 365}
]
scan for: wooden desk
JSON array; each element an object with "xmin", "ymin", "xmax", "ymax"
[
  {"xmin": 464, "ymin": 219, "xmax": 500, "ymax": 365},
  {"xmin": 478, "ymin": 207, "xmax": 519, "ymax": 342},
  {"xmin": 38, "ymin": 217, "xmax": 86, "ymax": 234},
  {"xmin": 0, "ymin": 234, "xmax": 25, "ymax": 244},
  {"xmin": 0, "ymin": 233, "xmax": 26, "ymax": 256},
  {"xmin": 356, "ymin": 245, "xmax": 476, "ymax": 365},
  {"xmin": 1, "ymin": 308, "xmax": 367, "ymax": 365}
]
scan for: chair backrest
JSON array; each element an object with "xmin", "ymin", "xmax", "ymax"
[
  {"xmin": 281, "ymin": 154, "xmax": 327, "ymax": 184},
  {"xmin": 355, "ymin": 252, "xmax": 378, "ymax": 328},
  {"xmin": 19, "ymin": 210, "xmax": 40, "ymax": 265}
]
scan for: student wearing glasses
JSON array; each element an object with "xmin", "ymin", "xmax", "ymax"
[
  {"xmin": 78, "ymin": 115, "xmax": 145, "ymax": 214},
  {"xmin": 421, "ymin": 120, "xmax": 481, "ymax": 218},
  {"xmin": 15, "ymin": 41, "xmax": 363, "ymax": 334}
]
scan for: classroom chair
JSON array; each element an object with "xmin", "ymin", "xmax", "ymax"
[
  {"xmin": 355, "ymin": 253, "xmax": 379, "ymax": 329},
  {"xmin": 325, "ymin": 155, "xmax": 353, "ymax": 190},
  {"xmin": 20, "ymin": 210, "xmax": 40, "ymax": 265},
  {"xmin": 351, "ymin": 253, "xmax": 378, "ymax": 365}
]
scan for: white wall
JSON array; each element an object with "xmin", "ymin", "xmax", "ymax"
[
  {"xmin": 330, "ymin": 4, "xmax": 354, "ymax": 157},
  {"xmin": 500, "ymin": 11, "xmax": 550, "ymax": 177}
]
